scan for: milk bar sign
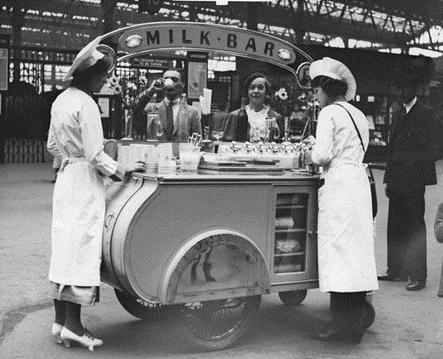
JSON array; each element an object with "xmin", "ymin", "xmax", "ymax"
[{"xmin": 118, "ymin": 22, "xmax": 305, "ymax": 67}]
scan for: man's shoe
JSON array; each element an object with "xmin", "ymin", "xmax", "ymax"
[
  {"xmin": 406, "ymin": 281, "xmax": 426, "ymax": 291},
  {"xmin": 377, "ymin": 273, "xmax": 405, "ymax": 281}
]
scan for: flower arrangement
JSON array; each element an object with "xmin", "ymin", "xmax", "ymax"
[
  {"xmin": 103, "ymin": 74, "xmax": 148, "ymax": 109},
  {"xmin": 276, "ymin": 87, "xmax": 288, "ymax": 101},
  {"xmin": 271, "ymin": 83, "xmax": 319, "ymax": 141},
  {"xmin": 273, "ymin": 86, "xmax": 291, "ymax": 118}
]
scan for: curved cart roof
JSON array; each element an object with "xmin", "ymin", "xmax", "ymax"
[{"xmin": 100, "ymin": 21, "xmax": 314, "ymax": 86}]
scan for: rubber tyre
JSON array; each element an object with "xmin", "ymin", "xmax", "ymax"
[
  {"xmin": 362, "ymin": 301, "xmax": 376, "ymax": 329},
  {"xmin": 114, "ymin": 289, "xmax": 178, "ymax": 320},
  {"xmin": 177, "ymin": 295, "xmax": 261, "ymax": 351},
  {"xmin": 278, "ymin": 289, "xmax": 308, "ymax": 306}
]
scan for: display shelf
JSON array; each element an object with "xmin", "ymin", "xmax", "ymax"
[
  {"xmin": 275, "ymin": 228, "xmax": 306, "ymax": 233},
  {"xmin": 274, "ymin": 259, "xmax": 305, "ymax": 274},
  {"xmin": 274, "ymin": 252, "xmax": 305, "ymax": 257},
  {"xmin": 276, "ymin": 205, "xmax": 306, "ymax": 209},
  {"xmin": 274, "ymin": 192, "xmax": 308, "ymax": 274}
]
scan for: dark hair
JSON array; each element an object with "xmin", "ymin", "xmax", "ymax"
[
  {"xmin": 71, "ymin": 58, "xmax": 110, "ymax": 87},
  {"xmin": 311, "ymin": 75, "xmax": 347, "ymax": 99},
  {"xmin": 243, "ymin": 72, "xmax": 272, "ymax": 104}
]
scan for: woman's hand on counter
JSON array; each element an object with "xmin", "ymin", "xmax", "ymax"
[
  {"xmin": 125, "ymin": 162, "xmax": 145, "ymax": 174},
  {"xmin": 303, "ymin": 147, "xmax": 314, "ymax": 165},
  {"xmin": 303, "ymin": 135, "xmax": 316, "ymax": 146},
  {"xmin": 302, "ymin": 136, "xmax": 316, "ymax": 165}
]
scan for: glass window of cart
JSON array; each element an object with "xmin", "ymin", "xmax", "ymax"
[{"xmin": 274, "ymin": 193, "xmax": 309, "ymax": 273}]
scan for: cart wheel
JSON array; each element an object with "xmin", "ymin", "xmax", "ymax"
[
  {"xmin": 114, "ymin": 289, "xmax": 178, "ymax": 320},
  {"xmin": 362, "ymin": 301, "xmax": 375, "ymax": 329},
  {"xmin": 178, "ymin": 295, "xmax": 261, "ymax": 351},
  {"xmin": 278, "ymin": 289, "xmax": 308, "ymax": 306}
]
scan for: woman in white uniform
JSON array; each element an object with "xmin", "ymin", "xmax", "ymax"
[
  {"xmin": 47, "ymin": 38, "xmax": 144, "ymax": 351},
  {"xmin": 303, "ymin": 57, "xmax": 378, "ymax": 343}
]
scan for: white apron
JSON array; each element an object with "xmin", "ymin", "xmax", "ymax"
[
  {"xmin": 311, "ymin": 102, "xmax": 379, "ymax": 293},
  {"xmin": 47, "ymin": 87, "xmax": 124, "ymax": 287},
  {"xmin": 317, "ymin": 163, "xmax": 379, "ymax": 293},
  {"xmin": 49, "ymin": 158, "xmax": 105, "ymax": 286}
]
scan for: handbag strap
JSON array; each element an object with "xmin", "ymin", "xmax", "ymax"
[
  {"xmin": 334, "ymin": 103, "xmax": 375, "ymax": 180},
  {"xmin": 334, "ymin": 103, "xmax": 366, "ymax": 152}
]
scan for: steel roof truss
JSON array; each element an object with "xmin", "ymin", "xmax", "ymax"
[{"xmin": 2, "ymin": 0, "xmax": 443, "ymax": 54}]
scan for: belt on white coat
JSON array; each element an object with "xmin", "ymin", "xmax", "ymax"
[
  {"xmin": 59, "ymin": 157, "xmax": 88, "ymax": 172},
  {"xmin": 328, "ymin": 161, "xmax": 363, "ymax": 168},
  {"xmin": 322, "ymin": 162, "xmax": 365, "ymax": 177}
]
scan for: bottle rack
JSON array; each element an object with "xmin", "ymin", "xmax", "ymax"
[{"xmin": 274, "ymin": 193, "xmax": 308, "ymax": 273}]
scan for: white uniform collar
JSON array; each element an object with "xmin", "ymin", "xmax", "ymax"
[{"xmin": 404, "ymin": 97, "xmax": 417, "ymax": 114}]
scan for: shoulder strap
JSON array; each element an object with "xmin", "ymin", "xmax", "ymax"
[{"xmin": 334, "ymin": 103, "xmax": 366, "ymax": 153}]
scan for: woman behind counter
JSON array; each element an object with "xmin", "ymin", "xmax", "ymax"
[
  {"xmin": 303, "ymin": 57, "xmax": 378, "ymax": 343},
  {"xmin": 47, "ymin": 38, "xmax": 143, "ymax": 351},
  {"xmin": 219, "ymin": 72, "xmax": 284, "ymax": 142}
]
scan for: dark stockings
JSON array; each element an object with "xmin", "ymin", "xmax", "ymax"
[
  {"xmin": 53, "ymin": 299, "xmax": 85, "ymax": 336},
  {"xmin": 53, "ymin": 299, "xmax": 65, "ymax": 326}
]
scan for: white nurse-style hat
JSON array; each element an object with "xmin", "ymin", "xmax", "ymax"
[
  {"xmin": 63, "ymin": 36, "xmax": 105, "ymax": 82},
  {"xmin": 308, "ymin": 57, "xmax": 357, "ymax": 101}
]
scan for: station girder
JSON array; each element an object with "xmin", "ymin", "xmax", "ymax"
[{"xmin": 0, "ymin": 0, "xmax": 442, "ymax": 54}]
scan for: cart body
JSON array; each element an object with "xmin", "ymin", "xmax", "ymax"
[{"xmin": 102, "ymin": 172, "xmax": 319, "ymax": 305}]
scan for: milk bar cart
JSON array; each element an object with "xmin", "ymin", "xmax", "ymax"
[
  {"xmin": 103, "ymin": 170, "xmax": 319, "ymax": 350},
  {"xmin": 98, "ymin": 22, "xmax": 375, "ymax": 351}
]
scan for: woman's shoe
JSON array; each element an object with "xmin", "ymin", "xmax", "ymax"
[
  {"xmin": 60, "ymin": 327, "xmax": 103, "ymax": 351},
  {"xmin": 51, "ymin": 323, "xmax": 63, "ymax": 344}
]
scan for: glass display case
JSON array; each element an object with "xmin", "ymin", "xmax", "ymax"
[{"xmin": 274, "ymin": 193, "xmax": 308, "ymax": 273}]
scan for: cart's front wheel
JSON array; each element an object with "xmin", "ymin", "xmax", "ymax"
[
  {"xmin": 278, "ymin": 289, "xmax": 308, "ymax": 306},
  {"xmin": 178, "ymin": 295, "xmax": 261, "ymax": 351},
  {"xmin": 114, "ymin": 289, "xmax": 178, "ymax": 320},
  {"xmin": 362, "ymin": 301, "xmax": 375, "ymax": 329}
]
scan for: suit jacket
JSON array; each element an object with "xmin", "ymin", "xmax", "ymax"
[
  {"xmin": 143, "ymin": 99, "xmax": 201, "ymax": 142},
  {"xmin": 220, "ymin": 108, "xmax": 284, "ymax": 142},
  {"xmin": 384, "ymin": 100, "xmax": 442, "ymax": 195}
]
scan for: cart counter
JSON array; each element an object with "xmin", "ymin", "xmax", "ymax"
[{"xmin": 102, "ymin": 170, "xmax": 320, "ymax": 305}]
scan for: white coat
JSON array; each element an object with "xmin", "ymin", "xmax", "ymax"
[
  {"xmin": 47, "ymin": 87, "xmax": 124, "ymax": 286},
  {"xmin": 311, "ymin": 102, "xmax": 379, "ymax": 293}
]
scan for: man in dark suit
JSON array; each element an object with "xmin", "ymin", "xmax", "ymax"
[
  {"xmin": 378, "ymin": 61, "xmax": 443, "ymax": 291},
  {"xmin": 132, "ymin": 68, "xmax": 201, "ymax": 142}
]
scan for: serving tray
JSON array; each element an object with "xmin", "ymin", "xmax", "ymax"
[{"xmin": 198, "ymin": 164, "xmax": 284, "ymax": 173}]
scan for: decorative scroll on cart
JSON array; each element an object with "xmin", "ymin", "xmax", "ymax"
[{"xmin": 100, "ymin": 22, "xmax": 375, "ymax": 351}]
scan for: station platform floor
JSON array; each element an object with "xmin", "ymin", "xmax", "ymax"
[{"xmin": 1, "ymin": 161, "xmax": 443, "ymax": 358}]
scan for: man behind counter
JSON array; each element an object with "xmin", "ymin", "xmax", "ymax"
[{"xmin": 132, "ymin": 69, "xmax": 201, "ymax": 142}]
